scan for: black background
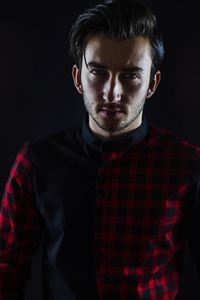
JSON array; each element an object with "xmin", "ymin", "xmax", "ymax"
[{"xmin": 0, "ymin": 0, "xmax": 200, "ymax": 299}]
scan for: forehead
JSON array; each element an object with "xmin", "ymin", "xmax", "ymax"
[{"xmin": 84, "ymin": 35, "xmax": 152, "ymax": 69}]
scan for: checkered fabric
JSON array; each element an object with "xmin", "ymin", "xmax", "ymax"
[
  {"xmin": 0, "ymin": 119, "xmax": 200, "ymax": 300},
  {"xmin": 94, "ymin": 127, "xmax": 200, "ymax": 299},
  {"xmin": 0, "ymin": 144, "xmax": 42, "ymax": 300}
]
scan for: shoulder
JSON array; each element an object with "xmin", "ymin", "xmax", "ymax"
[
  {"xmin": 147, "ymin": 125, "xmax": 200, "ymax": 160},
  {"xmin": 30, "ymin": 123, "xmax": 81, "ymax": 148},
  {"xmin": 28, "ymin": 123, "xmax": 81, "ymax": 153}
]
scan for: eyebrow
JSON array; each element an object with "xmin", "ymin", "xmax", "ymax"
[{"xmin": 87, "ymin": 61, "xmax": 144, "ymax": 72}]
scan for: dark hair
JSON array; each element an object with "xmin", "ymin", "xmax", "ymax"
[{"xmin": 69, "ymin": 0, "xmax": 164, "ymax": 77}]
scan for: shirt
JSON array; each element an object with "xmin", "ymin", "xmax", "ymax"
[{"xmin": 1, "ymin": 115, "xmax": 200, "ymax": 300}]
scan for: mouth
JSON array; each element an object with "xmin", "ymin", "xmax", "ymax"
[{"xmin": 99, "ymin": 107, "xmax": 125, "ymax": 118}]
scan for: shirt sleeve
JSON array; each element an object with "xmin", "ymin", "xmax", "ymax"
[{"xmin": 0, "ymin": 143, "xmax": 42, "ymax": 300}]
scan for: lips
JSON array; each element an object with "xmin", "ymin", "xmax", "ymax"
[
  {"xmin": 101, "ymin": 108, "xmax": 122, "ymax": 113},
  {"xmin": 99, "ymin": 106, "xmax": 125, "ymax": 118},
  {"xmin": 99, "ymin": 106, "xmax": 125, "ymax": 113}
]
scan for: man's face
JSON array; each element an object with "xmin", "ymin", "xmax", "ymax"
[{"xmin": 72, "ymin": 35, "xmax": 160, "ymax": 139}]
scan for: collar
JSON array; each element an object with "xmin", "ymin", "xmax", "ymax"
[{"xmin": 81, "ymin": 113, "xmax": 149, "ymax": 151}]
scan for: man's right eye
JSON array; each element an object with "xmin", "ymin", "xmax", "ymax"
[{"xmin": 90, "ymin": 69, "xmax": 107, "ymax": 76}]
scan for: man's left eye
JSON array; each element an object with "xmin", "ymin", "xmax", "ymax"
[{"xmin": 122, "ymin": 73, "xmax": 139, "ymax": 80}]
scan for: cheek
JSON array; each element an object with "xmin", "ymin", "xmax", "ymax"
[
  {"xmin": 83, "ymin": 78, "xmax": 103, "ymax": 96},
  {"xmin": 125, "ymin": 83, "xmax": 149, "ymax": 103},
  {"xmin": 124, "ymin": 82, "xmax": 142, "ymax": 96},
  {"xmin": 134, "ymin": 79, "xmax": 150, "ymax": 94}
]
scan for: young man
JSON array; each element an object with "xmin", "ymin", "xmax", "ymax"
[{"xmin": 1, "ymin": 0, "xmax": 200, "ymax": 299}]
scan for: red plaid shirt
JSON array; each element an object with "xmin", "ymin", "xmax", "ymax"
[{"xmin": 1, "ymin": 117, "xmax": 200, "ymax": 300}]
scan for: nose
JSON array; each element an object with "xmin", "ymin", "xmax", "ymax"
[{"xmin": 102, "ymin": 75, "xmax": 122, "ymax": 102}]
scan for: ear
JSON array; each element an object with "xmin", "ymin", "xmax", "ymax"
[
  {"xmin": 72, "ymin": 64, "xmax": 83, "ymax": 94},
  {"xmin": 146, "ymin": 70, "xmax": 161, "ymax": 99}
]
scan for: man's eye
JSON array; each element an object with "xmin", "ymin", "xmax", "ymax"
[
  {"xmin": 90, "ymin": 69, "xmax": 107, "ymax": 76},
  {"xmin": 122, "ymin": 73, "xmax": 139, "ymax": 80}
]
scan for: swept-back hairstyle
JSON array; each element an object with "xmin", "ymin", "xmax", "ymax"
[{"xmin": 69, "ymin": 0, "xmax": 164, "ymax": 77}]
